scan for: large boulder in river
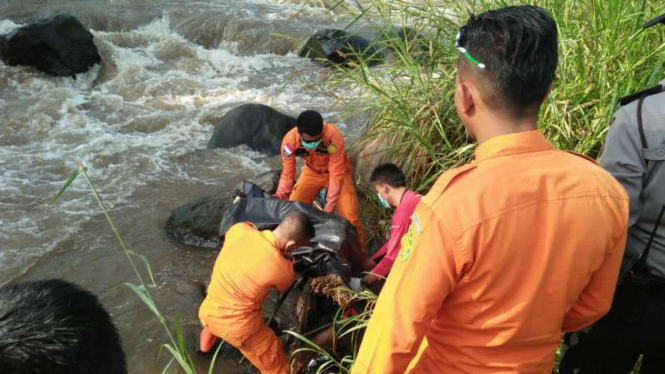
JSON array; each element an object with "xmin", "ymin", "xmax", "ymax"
[
  {"xmin": 299, "ymin": 29, "xmax": 382, "ymax": 67},
  {"xmin": 165, "ymin": 170, "xmax": 281, "ymax": 248},
  {"xmin": 0, "ymin": 14, "xmax": 101, "ymax": 77},
  {"xmin": 207, "ymin": 104, "xmax": 295, "ymax": 156}
]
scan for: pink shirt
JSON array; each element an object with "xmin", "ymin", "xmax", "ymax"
[{"xmin": 370, "ymin": 190, "xmax": 422, "ymax": 277}]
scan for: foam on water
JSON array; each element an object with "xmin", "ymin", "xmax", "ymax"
[
  {"xmin": 0, "ymin": 12, "xmax": 360, "ymax": 285},
  {"xmin": 0, "ymin": 19, "xmax": 19, "ymax": 33},
  {"xmin": 0, "ymin": 5, "xmax": 370, "ymax": 371}
]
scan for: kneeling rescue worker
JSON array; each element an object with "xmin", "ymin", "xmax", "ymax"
[
  {"xmin": 351, "ymin": 6, "xmax": 629, "ymax": 374},
  {"xmin": 274, "ymin": 110, "xmax": 364, "ymax": 250},
  {"xmin": 198, "ymin": 213, "xmax": 315, "ymax": 374}
]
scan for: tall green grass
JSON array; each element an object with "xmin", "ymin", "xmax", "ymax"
[{"xmin": 334, "ymin": 0, "xmax": 665, "ymax": 191}]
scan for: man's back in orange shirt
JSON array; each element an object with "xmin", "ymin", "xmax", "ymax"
[
  {"xmin": 199, "ymin": 214, "xmax": 315, "ymax": 374},
  {"xmin": 199, "ymin": 222, "xmax": 295, "ymax": 333},
  {"xmin": 352, "ymin": 6, "xmax": 629, "ymax": 374}
]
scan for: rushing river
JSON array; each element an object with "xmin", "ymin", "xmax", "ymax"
[{"xmin": 0, "ymin": 1, "xmax": 366, "ymax": 372}]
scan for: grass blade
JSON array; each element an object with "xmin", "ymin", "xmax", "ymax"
[{"xmin": 51, "ymin": 169, "xmax": 80, "ymax": 203}]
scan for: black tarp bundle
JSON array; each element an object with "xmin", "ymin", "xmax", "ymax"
[{"xmin": 218, "ymin": 181, "xmax": 363, "ymax": 281}]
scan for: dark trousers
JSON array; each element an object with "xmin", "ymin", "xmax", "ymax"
[{"xmin": 559, "ymin": 279, "xmax": 665, "ymax": 374}]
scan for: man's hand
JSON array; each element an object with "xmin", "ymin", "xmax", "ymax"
[
  {"xmin": 362, "ymin": 257, "xmax": 376, "ymax": 271},
  {"xmin": 274, "ymin": 192, "xmax": 288, "ymax": 200},
  {"xmin": 363, "ymin": 273, "xmax": 382, "ymax": 285}
]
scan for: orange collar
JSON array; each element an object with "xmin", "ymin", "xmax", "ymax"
[{"xmin": 474, "ymin": 130, "xmax": 554, "ymax": 162}]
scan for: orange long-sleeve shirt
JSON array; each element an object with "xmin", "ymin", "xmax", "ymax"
[
  {"xmin": 276, "ymin": 123, "xmax": 350, "ymax": 212},
  {"xmin": 352, "ymin": 130, "xmax": 629, "ymax": 374},
  {"xmin": 199, "ymin": 223, "xmax": 295, "ymax": 335}
]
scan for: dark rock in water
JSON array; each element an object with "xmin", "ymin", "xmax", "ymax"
[
  {"xmin": 165, "ymin": 191, "xmax": 235, "ymax": 248},
  {"xmin": 165, "ymin": 170, "xmax": 281, "ymax": 248},
  {"xmin": 299, "ymin": 29, "xmax": 382, "ymax": 67},
  {"xmin": 206, "ymin": 103, "xmax": 295, "ymax": 156},
  {"xmin": 0, "ymin": 14, "xmax": 101, "ymax": 77}
]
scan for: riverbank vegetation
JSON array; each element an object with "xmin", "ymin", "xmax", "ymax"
[{"xmin": 336, "ymin": 0, "xmax": 665, "ymax": 191}]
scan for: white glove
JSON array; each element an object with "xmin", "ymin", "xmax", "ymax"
[{"xmin": 349, "ymin": 277, "xmax": 362, "ymax": 292}]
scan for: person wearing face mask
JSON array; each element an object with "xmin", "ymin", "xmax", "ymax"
[
  {"xmin": 363, "ymin": 164, "xmax": 421, "ymax": 286},
  {"xmin": 275, "ymin": 110, "xmax": 364, "ymax": 251},
  {"xmin": 198, "ymin": 213, "xmax": 315, "ymax": 374}
]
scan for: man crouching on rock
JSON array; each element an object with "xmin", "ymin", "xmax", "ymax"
[
  {"xmin": 198, "ymin": 213, "xmax": 315, "ymax": 374},
  {"xmin": 274, "ymin": 110, "xmax": 365, "ymax": 251}
]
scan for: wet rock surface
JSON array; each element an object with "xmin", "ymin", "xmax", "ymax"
[
  {"xmin": 206, "ymin": 103, "xmax": 296, "ymax": 156},
  {"xmin": 0, "ymin": 14, "xmax": 101, "ymax": 77},
  {"xmin": 299, "ymin": 28, "xmax": 382, "ymax": 67},
  {"xmin": 165, "ymin": 170, "xmax": 281, "ymax": 248}
]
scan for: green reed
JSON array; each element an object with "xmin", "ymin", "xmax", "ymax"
[
  {"xmin": 287, "ymin": 288, "xmax": 378, "ymax": 373},
  {"xmin": 52, "ymin": 162, "xmax": 223, "ymax": 374}
]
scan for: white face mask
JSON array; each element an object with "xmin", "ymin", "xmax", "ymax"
[
  {"xmin": 300, "ymin": 137, "xmax": 322, "ymax": 150},
  {"xmin": 377, "ymin": 192, "xmax": 391, "ymax": 209}
]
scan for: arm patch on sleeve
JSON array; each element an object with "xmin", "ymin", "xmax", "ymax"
[{"xmin": 282, "ymin": 144, "xmax": 293, "ymax": 157}]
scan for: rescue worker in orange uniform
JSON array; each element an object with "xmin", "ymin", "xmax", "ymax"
[
  {"xmin": 352, "ymin": 6, "xmax": 629, "ymax": 374},
  {"xmin": 198, "ymin": 213, "xmax": 315, "ymax": 374},
  {"xmin": 275, "ymin": 110, "xmax": 364, "ymax": 250}
]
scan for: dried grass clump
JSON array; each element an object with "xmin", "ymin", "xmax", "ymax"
[{"xmin": 310, "ymin": 274, "xmax": 355, "ymax": 309}]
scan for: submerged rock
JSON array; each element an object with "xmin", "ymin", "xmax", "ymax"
[
  {"xmin": 299, "ymin": 28, "xmax": 382, "ymax": 67},
  {"xmin": 206, "ymin": 103, "xmax": 295, "ymax": 156},
  {"xmin": 0, "ymin": 14, "xmax": 101, "ymax": 77},
  {"xmin": 165, "ymin": 191, "xmax": 235, "ymax": 248},
  {"xmin": 165, "ymin": 170, "xmax": 281, "ymax": 248}
]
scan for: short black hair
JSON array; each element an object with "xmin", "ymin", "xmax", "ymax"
[
  {"xmin": 458, "ymin": 6, "xmax": 558, "ymax": 117},
  {"xmin": 0, "ymin": 279, "xmax": 127, "ymax": 374},
  {"xmin": 370, "ymin": 163, "xmax": 406, "ymax": 188},
  {"xmin": 296, "ymin": 110, "xmax": 324, "ymax": 136},
  {"xmin": 283, "ymin": 212, "xmax": 316, "ymax": 242}
]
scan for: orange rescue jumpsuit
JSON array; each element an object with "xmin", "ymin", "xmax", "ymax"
[
  {"xmin": 275, "ymin": 123, "xmax": 364, "ymax": 250},
  {"xmin": 199, "ymin": 223, "xmax": 294, "ymax": 374},
  {"xmin": 351, "ymin": 130, "xmax": 629, "ymax": 374}
]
